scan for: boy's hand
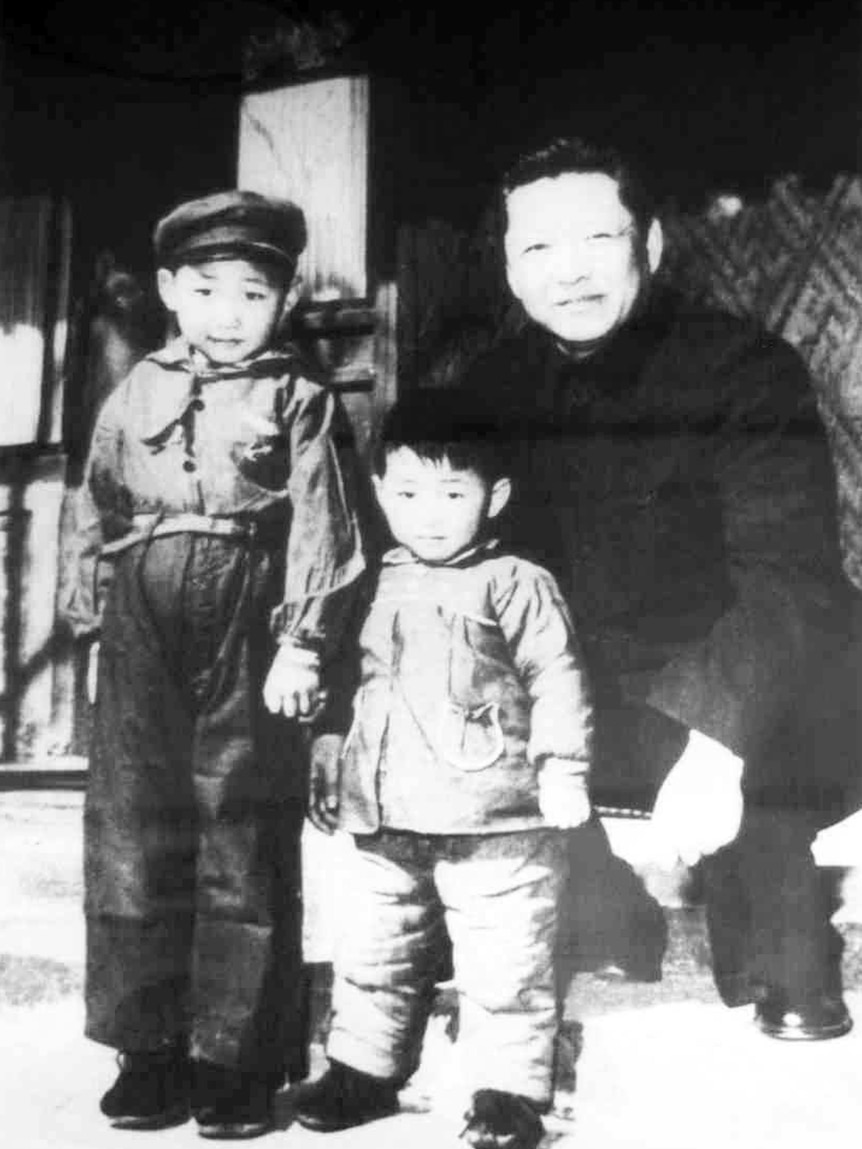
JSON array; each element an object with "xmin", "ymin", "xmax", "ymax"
[
  {"xmin": 538, "ymin": 758, "xmax": 592, "ymax": 828},
  {"xmin": 263, "ymin": 644, "xmax": 327, "ymax": 722},
  {"xmin": 87, "ymin": 641, "xmax": 100, "ymax": 706},
  {"xmin": 308, "ymin": 733, "xmax": 345, "ymax": 833},
  {"xmin": 649, "ymin": 730, "xmax": 744, "ymax": 869}
]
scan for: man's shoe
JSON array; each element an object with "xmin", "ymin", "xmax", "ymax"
[
  {"xmin": 193, "ymin": 1060, "xmax": 279, "ymax": 1140},
  {"xmin": 461, "ymin": 1089, "xmax": 545, "ymax": 1149},
  {"xmin": 99, "ymin": 1047, "xmax": 191, "ymax": 1130},
  {"xmin": 292, "ymin": 1060, "xmax": 399, "ymax": 1132},
  {"xmin": 755, "ymin": 990, "xmax": 853, "ymax": 1041}
]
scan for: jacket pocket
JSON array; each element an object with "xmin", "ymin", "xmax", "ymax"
[
  {"xmin": 437, "ymin": 699, "xmax": 505, "ymax": 772},
  {"xmin": 231, "ymin": 435, "xmax": 291, "ymax": 491}
]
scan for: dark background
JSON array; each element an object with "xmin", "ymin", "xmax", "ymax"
[{"xmin": 3, "ymin": 1, "xmax": 860, "ymax": 256}]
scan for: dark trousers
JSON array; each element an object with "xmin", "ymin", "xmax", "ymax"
[
  {"xmin": 701, "ymin": 806, "xmax": 844, "ymax": 1004},
  {"xmin": 558, "ymin": 703, "xmax": 846, "ymax": 1003},
  {"xmin": 84, "ymin": 534, "xmax": 307, "ymax": 1076}
]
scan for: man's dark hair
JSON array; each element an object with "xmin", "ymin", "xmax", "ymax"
[
  {"xmin": 501, "ymin": 136, "xmax": 659, "ymax": 235},
  {"xmin": 373, "ymin": 388, "xmax": 507, "ymax": 483}
]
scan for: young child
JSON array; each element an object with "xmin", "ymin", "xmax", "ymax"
[
  {"xmin": 61, "ymin": 189, "xmax": 365, "ymax": 1139},
  {"xmin": 297, "ymin": 390, "xmax": 593, "ymax": 1149}
]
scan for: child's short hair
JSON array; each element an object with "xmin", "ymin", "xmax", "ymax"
[
  {"xmin": 374, "ymin": 388, "xmax": 507, "ymax": 483},
  {"xmin": 153, "ymin": 189, "xmax": 306, "ymax": 283}
]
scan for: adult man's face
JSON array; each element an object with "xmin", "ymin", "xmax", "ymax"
[{"xmin": 504, "ymin": 171, "xmax": 663, "ymax": 357}]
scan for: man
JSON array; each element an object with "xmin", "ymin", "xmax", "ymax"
[{"xmin": 462, "ymin": 136, "xmax": 853, "ymax": 1039}]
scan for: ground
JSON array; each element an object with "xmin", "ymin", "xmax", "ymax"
[{"xmin": 2, "ymin": 789, "xmax": 861, "ymax": 1149}]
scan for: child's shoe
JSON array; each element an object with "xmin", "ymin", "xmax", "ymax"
[
  {"xmin": 193, "ymin": 1060, "xmax": 280, "ymax": 1140},
  {"xmin": 292, "ymin": 1059, "xmax": 400, "ymax": 1131},
  {"xmin": 99, "ymin": 1047, "xmax": 191, "ymax": 1129},
  {"xmin": 461, "ymin": 1089, "xmax": 545, "ymax": 1149}
]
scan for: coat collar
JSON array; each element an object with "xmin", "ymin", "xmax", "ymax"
[
  {"xmin": 146, "ymin": 335, "xmax": 304, "ymax": 380},
  {"xmin": 383, "ymin": 537, "xmax": 501, "ymax": 569},
  {"xmin": 137, "ymin": 337, "xmax": 307, "ymax": 446}
]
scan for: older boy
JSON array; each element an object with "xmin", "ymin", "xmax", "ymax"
[
  {"xmin": 296, "ymin": 391, "xmax": 593, "ymax": 1149},
  {"xmin": 62, "ymin": 190, "xmax": 364, "ymax": 1138}
]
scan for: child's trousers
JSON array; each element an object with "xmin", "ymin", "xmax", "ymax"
[
  {"xmin": 327, "ymin": 827, "xmax": 568, "ymax": 1108},
  {"xmin": 84, "ymin": 532, "xmax": 307, "ymax": 1078}
]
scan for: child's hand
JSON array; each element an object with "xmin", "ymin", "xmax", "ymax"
[
  {"xmin": 87, "ymin": 641, "xmax": 100, "ymax": 705},
  {"xmin": 538, "ymin": 759, "xmax": 592, "ymax": 828},
  {"xmin": 263, "ymin": 644, "xmax": 327, "ymax": 722},
  {"xmin": 308, "ymin": 733, "xmax": 345, "ymax": 834}
]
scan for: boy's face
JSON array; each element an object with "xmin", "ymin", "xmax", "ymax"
[
  {"xmin": 373, "ymin": 447, "xmax": 510, "ymax": 565},
  {"xmin": 504, "ymin": 171, "xmax": 663, "ymax": 357},
  {"xmin": 157, "ymin": 257, "xmax": 289, "ymax": 365}
]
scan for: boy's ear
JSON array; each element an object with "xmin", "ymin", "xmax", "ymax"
[
  {"xmin": 156, "ymin": 267, "xmax": 178, "ymax": 311},
  {"xmin": 371, "ymin": 472, "xmax": 384, "ymax": 505},
  {"xmin": 488, "ymin": 477, "xmax": 512, "ymax": 519},
  {"xmin": 646, "ymin": 218, "xmax": 664, "ymax": 275},
  {"xmin": 279, "ymin": 273, "xmax": 303, "ymax": 324}
]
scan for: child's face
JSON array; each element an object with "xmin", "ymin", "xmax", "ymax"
[
  {"xmin": 157, "ymin": 257, "xmax": 289, "ymax": 365},
  {"xmin": 373, "ymin": 447, "xmax": 510, "ymax": 564}
]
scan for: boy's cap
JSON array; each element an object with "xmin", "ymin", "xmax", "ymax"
[{"xmin": 153, "ymin": 190, "xmax": 307, "ymax": 268}]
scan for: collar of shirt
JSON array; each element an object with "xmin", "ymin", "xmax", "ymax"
[
  {"xmin": 526, "ymin": 286, "xmax": 680, "ymax": 425},
  {"xmin": 138, "ymin": 336, "xmax": 305, "ymax": 449},
  {"xmin": 147, "ymin": 335, "xmax": 303, "ymax": 381},
  {"xmin": 382, "ymin": 537, "xmax": 501, "ymax": 569}
]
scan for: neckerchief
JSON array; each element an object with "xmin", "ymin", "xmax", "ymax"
[{"xmin": 140, "ymin": 338, "xmax": 302, "ymax": 456}]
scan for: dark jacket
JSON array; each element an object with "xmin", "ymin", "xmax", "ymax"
[{"xmin": 462, "ymin": 290, "xmax": 852, "ymax": 806}]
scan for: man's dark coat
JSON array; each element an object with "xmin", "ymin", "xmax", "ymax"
[{"xmin": 465, "ymin": 289, "xmax": 854, "ymax": 814}]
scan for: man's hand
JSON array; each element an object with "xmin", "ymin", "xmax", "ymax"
[
  {"xmin": 262, "ymin": 644, "xmax": 327, "ymax": 722},
  {"xmin": 308, "ymin": 733, "xmax": 345, "ymax": 833},
  {"xmin": 87, "ymin": 641, "xmax": 100, "ymax": 705},
  {"xmin": 649, "ymin": 730, "xmax": 744, "ymax": 869},
  {"xmin": 538, "ymin": 758, "xmax": 592, "ymax": 828}
]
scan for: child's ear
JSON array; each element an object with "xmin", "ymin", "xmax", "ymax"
[
  {"xmin": 371, "ymin": 472, "xmax": 384, "ymax": 505},
  {"xmin": 279, "ymin": 273, "xmax": 303, "ymax": 323},
  {"xmin": 156, "ymin": 267, "xmax": 178, "ymax": 312},
  {"xmin": 488, "ymin": 477, "xmax": 512, "ymax": 519},
  {"xmin": 646, "ymin": 218, "xmax": 664, "ymax": 275}
]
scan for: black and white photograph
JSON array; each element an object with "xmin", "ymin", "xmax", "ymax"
[{"xmin": 2, "ymin": 3, "xmax": 862, "ymax": 1146}]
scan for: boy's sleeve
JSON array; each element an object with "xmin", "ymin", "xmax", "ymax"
[
  {"xmin": 312, "ymin": 568, "xmax": 375, "ymax": 736},
  {"xmin": 270, "ymin": 377, "xmax": 366, "ymax": 656},
  {"xmin": 58, "ymin": 395, "xmax": 125, "ymax": 639},
  {"xmin": 493, "ymin": 560, "xmax": 593, "ymax": 773}
]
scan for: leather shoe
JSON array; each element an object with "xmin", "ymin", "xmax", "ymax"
[
  {"xmin": 100, "ymin": 1046, "xmax": 190, "ymax": 1130},
  {"xmin": 755, "ymin": 990, "xmax": 853, "ymax": 1041},
  {"xmin": 193, "ymin": 1061, "xmax": 280, "ymax": 1140}
]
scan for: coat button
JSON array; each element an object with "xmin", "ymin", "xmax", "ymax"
[
  {"xmin": 191, "ymin": 399, "xmax": 205, "ymax": 411},
  {"xmin": 183, "ymin": 460, "xmax": 197, "ymax": 473}
]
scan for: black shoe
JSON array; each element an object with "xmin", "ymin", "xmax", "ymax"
[
  {"xmin": 292, "ymin": 1060, "xmax": 400, "ymax": 1132},
  {"xmin": 755, "ymin": 990, "xmax": 853, "ymax": 1041},
  {"xmin": 99, "ymin": 1047, "xmax": 191, "ymax": 1130},
  {"xmin": 193, "ymin": 1060, "xmax": 279, "ymax": 1140},
  {"xmin": 461, "ymin": 1089, "xmax": 545, "ymax": 1149}
]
